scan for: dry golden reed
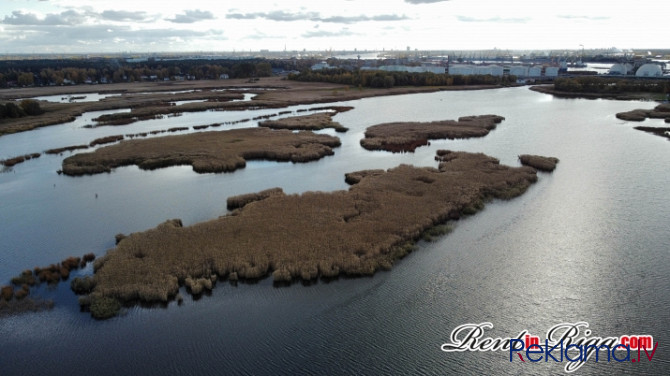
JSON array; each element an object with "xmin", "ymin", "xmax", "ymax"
[
  {"xmin": 84, "ymin": 151, "xmax": 549, "ymax": 318},
  {"xmin": 62, "ymin": 127, "xmax": 341, "ymax": 176},
  {"xmin": 259, "ymin": 112, "xmax": 349, "ymax": 132},
  {"xmin": 361, "ymin": 115, "xmax": 505, "ymax": 152},
  {"xmin": 518, "ymin": 154, "xmax": 560, "ymax": 172}
]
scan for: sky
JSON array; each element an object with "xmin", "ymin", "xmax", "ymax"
[{"xmin": 0, "ymin": 0, "xmax": 666, "ymax": 54}]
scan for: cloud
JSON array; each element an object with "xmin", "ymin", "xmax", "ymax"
[
  {"xmin": 557, "ymin": 15, "xmax": 610, "ymax": 21},
  {"xmin": 405, "ymin": 0, "xmax": 450, "ymax": 3},
  {"xmin": 263, "ymin": 10, "xmax": 319, "ymax": 22},
  {"xmin": 227, "ymin": 11, "xmax": 408, "ymax": 24},
  {"xmin": 320, "ymin": 14, "xmax": 408, "ymax": 23},
  {"xmin": 457, "ymin": 15, "xmax": 530, "ymax": 23},
  {"xmin": 101, "ymin": 10, "xmax": 154, "ymax": 22},
  {"xmin": 302, "ymin": 29, "xmax": 357, "ymax": 38},
  {"xmin": 168, "ymin": 10, "xmax": 215, "ymax": 24},
  {"xmin": 2, "ymin": 10, "xmax": 87, "ymax": 26}
]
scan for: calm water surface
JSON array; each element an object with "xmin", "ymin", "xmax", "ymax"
[{"xmin": 1, "ymin": 87, "xmax": 669, "ymax": 375}]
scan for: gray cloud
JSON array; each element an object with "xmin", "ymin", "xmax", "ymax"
[
  {"xmin": 101, "ymin": 10, "xmax": 154, "ymax": 22},
  {"xmin": 457, "ymin": 15, "xmax": 530, "ymax": 23},
  {"xmin": 168, "ymin": 10, "xmax": 215, "ymax": 24},
  {"xmin": 227, "ymin": 11, "xmax": 407, "ymax": 23},
  {"xmin": 2, "ymin": 10, "xmax": 87, "ymax": 26},
  {"xmin": 0, "ymin": 22, "xmax": 222, "ymax": 53}
]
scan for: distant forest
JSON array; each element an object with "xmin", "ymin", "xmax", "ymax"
[
  {"xmin": 0, "ymin": 58, "xmax": 317, "ymax": 87},
  {"xmin": 288, "ymin": 68, "xmax": 518, "ymax": 88}
]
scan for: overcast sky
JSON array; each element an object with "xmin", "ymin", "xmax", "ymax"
[{"xmin": 0, "ymin": 0, "xmax": 666, "ymax": 54}]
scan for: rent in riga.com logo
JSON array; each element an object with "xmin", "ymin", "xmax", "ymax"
[{"xmin": 440, "ymin": 322, "xmax": 658, "ymax": 373}]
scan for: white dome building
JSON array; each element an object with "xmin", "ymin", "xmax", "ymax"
[
  {"xmin": 635, "ymin": 64, "xmax": 662, "ymax": 77},
  {"xmin": 609, "ymin": 63, "xmax": 633, "ymax": 75}
]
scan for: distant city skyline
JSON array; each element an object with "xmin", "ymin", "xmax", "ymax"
[{"xmin": 0, "ymin": 0, "xmax": 666, "ymax": 54}]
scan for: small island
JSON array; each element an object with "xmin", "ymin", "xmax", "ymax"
[
  {"xmin": 77, "ymin": 150, "xmax": 551, "ymax": 318},
  {"xmin": 259, "ymin": 112, "xmax": 349, "ymax": 132},
  {"xmin": 616, "ymin": 103, "xmax": 670, "ymax": 141},
  {"xmin": 518, "ymin": 154, "xmax": 560, "ymax": 172},
  {"xmin": 360, "ymin": 115, "xmax": 505, "ymax": 152},
  {"xmin": 61, "ymin": 127, "xmax": 341, "ymax": 176}
]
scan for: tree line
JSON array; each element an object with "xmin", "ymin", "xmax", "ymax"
[
  {"xmin": 554, "ymin": 77, "xmax": 670, "ymax": 94},
  {"xmin": 0, "ymin": 58, "xmax": 315, "ymax": 88},
  {"xmin": 288, "ymin": 68, "xmax": 517, "ymax": 88}
]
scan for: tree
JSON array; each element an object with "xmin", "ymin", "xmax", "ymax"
[
  {"xmin": 255, "ymin": 62, "xmax": 272, "ymax": 77},
  {"xmin": 18, "ymin": 72, "xmax": 34, "ymax": 87}
]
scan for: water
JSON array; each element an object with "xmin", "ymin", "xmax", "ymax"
[
  {"xmin": 20, "ymin": 93, "xmax": 122, "ymax": 103},
  {"xmin": 1, "ymin": 87, "xmax": 669, "ymax": 375}
]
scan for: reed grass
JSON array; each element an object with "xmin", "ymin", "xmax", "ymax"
[
  {"xmin": 226, "ymin": 188, "xmax": 284, "ymax": 209},
  {"xmin": 259, "ymin": 112, "xmax": 349, "ymax": 132},
  {"xmin": 518, "ymin": 154, "xmax": 560, "ymax": 172},
  {"xmin": 84, "ymin": 150, "xmax": 547, "ymax": 318},
  {"xmin": 361, "ymin": 115, "xmax": 505, "ymax": 152},
  {"xmin": 1, "ymin": 286, "xmax": 13, "ymax": 301},
  {"xmin": 62, "ymin": 128, "xmax": 341, "ymax": 176},
  {"xmin": 45, "ymin": 145, "xmax": 89, "ymax": 155},
  {"xmin": 1, "ymin": 153, "xmax": 41, "ymax": 167},
  {"xmin": 89, "ymin": 135, "xmax": 124, "ymax": 147}
]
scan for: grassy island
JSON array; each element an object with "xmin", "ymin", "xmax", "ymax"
[
  {"xmin": 259, "ymin": 112, "xmax": 349, "ymax": 132},
  {"xmin": 616, "ymin": 103, "xmax": 670, "ymax": 140},
  {"xmin": 61, "ymin": 128, "xmax": 341, "ymax": 176},
  {"xmin": 79, "ymin": 150, "xmax": 550, "ymax": 318},
  {"xmin": 518, "ymin": 154, "xmax": 560, "ymax": 172},
  {"xmin": 360, "ymin": 115, "xmax": 505, "ymax": 152}
]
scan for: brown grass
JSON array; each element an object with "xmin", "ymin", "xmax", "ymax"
[
  {"xmin": 89, "ymin": 135, "xmax": 124, "ymax": 147},
  {"xmin": 518, "ymin": 154, "xmax": 560, "ymax": 172},
  {"xmin": 45, "ymin": 145, "xmax": 89, "ymax": 154},
  {"xmin": 227, "ymin": 187, "xmax": 285, "ymax": 210},
  {"xmin": 360, "ymin": 115, "xmax": 505, "ymax": 152},
  {"xmin": 1, "ymin": 152, "xmax": 41, "ymax": 167},
  {"xmin": 259, "ymin": 112, "xmax": 348, "ymax": 132},
  {"xmin": 84, "ymin": 150, "xmax": 546, "ymax": 317},
  {"xmin": 62, "ymin": 128, "xmax": 341, "ymax": 176},
  {"xmin": 1, "ymin": 77, "xmax": 503, "ymax": 137},
  {"xmin": 617, "ymin": 104, "xmax": 670, "ymax": 122},
  {"xmin": 1, "ymin": 286, "xmax": 13, "ymax": 301}
]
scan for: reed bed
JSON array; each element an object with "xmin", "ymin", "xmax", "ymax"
[
  {"xmin": 85, "ymin": 150, "xmax": 547, "ymax": 318},
  {"xmin": 518, "ymin": 154, "xmax": 560, "ymax": 172},
  {"xmin": 45, "ymin": 145, "xmax": 89, "ymax": 155},
  {"xmin": 361, "ymin": 115, "xmax": 505, "ymax": 152},
  {"xmin": 62, "ymin": 128, "xmax": 341, "ymax": 176},
  {"xmin": 1, "ymin": 152, "xmax": 41, "ymax": 167},
  {"xmin": 89, "ymin": 135, "xmax": 124, "ymax": 147},
  {"xmin": 616, "ymin": 104, "xmax": 670, "ymax": 122},
  {"xmin": 634, "ymin": 126, "xmax": 670, "ymax": 140},
  {"xmin": 259, "ymin": 112, "xmax": 348, "ymax": 132},
  {"xmin": 227, "ymin": 187, "xmax": 285, "ymax": 209}
]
